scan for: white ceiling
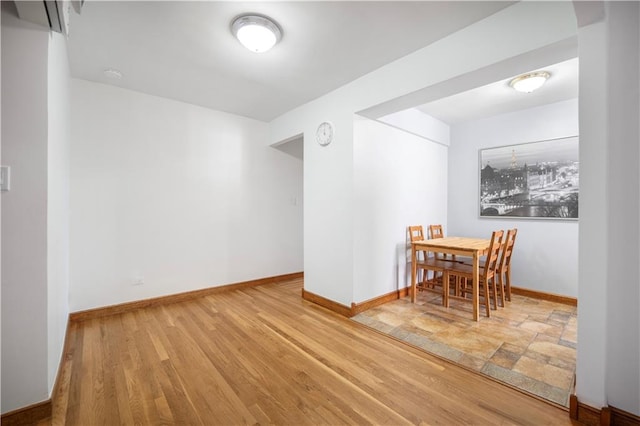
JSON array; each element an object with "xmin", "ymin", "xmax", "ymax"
[
  {"xmin": 416, "ymin": 57, "xmax": 579, "ymax": 125},
  {"xmin": 67, "ymin": 1, "xmax": 516, "ymax": 122}
]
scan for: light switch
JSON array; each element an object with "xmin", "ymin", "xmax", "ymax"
[{"xmin": 0, "ymin": 166, "xmax": 9, "ymax": 192}]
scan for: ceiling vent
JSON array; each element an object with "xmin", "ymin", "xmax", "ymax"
[{"xmin": 14, "ymin": 0, "xmax": 83, "ymax": 35}]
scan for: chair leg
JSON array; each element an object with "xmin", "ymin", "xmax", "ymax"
[
  {"xmin": 420, "ymin": 269, "xmax": 430, "ymax": 291},
  {"xmin": 443, "ymin": 271, "xmax": 450, "ymax": 307},
  {"xmin": 482, "ymin": 278, "xmax": 491, "ymax": 317},
  {"xmin": 491, "ymin": 276, "xmax": 499, "ymax": 310},
  {"xmin": 460, "ymin": 277, "xmax": 468, "ymax": 298},
  {"xmin": 505, "ymin": 266, "xmax": 512, "ymax": 301},
  {"xmin": 498, "ymin": 272, "xmax": 505, "ymax": 307},
  {"xmin": 425, "ymin": 270, "xmax": 435, "ymax": 289}
]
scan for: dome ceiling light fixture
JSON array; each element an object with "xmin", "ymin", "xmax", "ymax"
[
  {"xmin": 231, "ymin": 14, "xmax": 282, "ymax": 53},
  {"xmin": 509, "ymin": 71, "xmax": 551, "ymax": 93}
]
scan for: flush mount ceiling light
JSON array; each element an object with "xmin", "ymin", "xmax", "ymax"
[
  {"xmin": 231, "ymin": 14, "xmax": 282, "ymax": 53},
  {"xmin": 509, "ymin": 71, "xmax": 551, "ymax": 93}
]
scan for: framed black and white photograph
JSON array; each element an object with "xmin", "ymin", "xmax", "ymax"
[{"xmin": 479, "ymin": 136, "xmax": 579, "ymax": 219}]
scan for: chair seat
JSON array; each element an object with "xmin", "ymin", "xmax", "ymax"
[
  {"xmin": 415, "ymin": 258, "xmax": 454, "ymax": 295},
  {"xmin": 416, "ymin": 258, "xmax": 455, "ymax": 271},
  {"xmin": 444, "ymin": 262, "xmax": 475, "ymax": 277}
]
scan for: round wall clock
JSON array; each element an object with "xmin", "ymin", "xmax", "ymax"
[{"xmin": 316, "ymin": 121, "xmax": 334, "ymax": 147}]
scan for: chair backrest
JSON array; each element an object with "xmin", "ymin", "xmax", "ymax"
[
  {"xmin": 428, "ymin": 224, "xmax": 444, "ymax": 240},
  {"xmin": 482, "ymin": 230, "xmax": 504, "ymax": 280},
  {"xmin": 408, "ymin": 225, "xmax": 425, "ymax": 243},
  {"xmin": 498, "ymin": 228, "xmax": 518, "ymax": 271},
  {"xmin": 408, "ymin": 226, "xmax": 428, "ymax": 261}
]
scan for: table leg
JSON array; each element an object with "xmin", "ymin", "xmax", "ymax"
[
  {"xmin": 411, "ymin": 245, "xmax": 417, "ymax": 303},
  {"xmin": 472, "ymin": 251, "xmax": 479, "ymax": 321}
]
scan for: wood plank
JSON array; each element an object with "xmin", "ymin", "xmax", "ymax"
[{"xmin": 48, "ymin": 277, "xmax": 573, "ymax": 425}]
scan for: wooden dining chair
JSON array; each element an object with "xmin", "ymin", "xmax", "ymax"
[
  {"xmin": 497, "ymin": 228, "xmax": 518, "ymax": 305},
  {"xmin": 408, "ymin": 225, "xmax": 428, "ymax": 282},
  {"xmin": 442, "ymin": 230, "xmax": 504, "ymax": 318},
  {"xmin": 428, "ymin": 224, "xmax": 444, "ymax": 240},
  {"xmin": 408, "ymin": 225, "xmax": 447, "ymax": 297},
  {"xmin": 429, "ymin": 224, "xmax": 464, "ymax": 264},
  {"xmin": 428, "ymin": 224, "xmax": 447, "ymax": 260}
]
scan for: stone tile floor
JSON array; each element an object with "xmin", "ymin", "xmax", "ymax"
[{"xmin": 352, "ymin": 290, "xmax": 577, "ymax": 407}]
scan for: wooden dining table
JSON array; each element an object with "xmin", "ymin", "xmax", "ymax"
[{"xmin": 411, "ymin": 236, "xmax": 493, "ymax": 321}]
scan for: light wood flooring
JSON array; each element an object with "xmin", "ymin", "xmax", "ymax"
[{"xmin": 48, "ymin": 278, "xmax": 576, "ymax": 425}]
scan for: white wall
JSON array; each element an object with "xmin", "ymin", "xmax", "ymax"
[
  {"xmin": 1, "ymin": 5, "xmax": 50, "ymax": 412},
  {"xmin": 378, "ymin": 108, "xmax": 450, "ymax": 146},
  {"xmin": 47, "ymin": 32, "xmax": 70, "ymax": 391},
  {"xmin": 270, "ymin": 1, "xmax": 577, "ymax": 306},
  {"xmin": 575, "ymin": 16, "xmax": 608, "ymax": 412},
  {"xmin": 69, "ymin": 80, "xmax": 303, "ymax": 312},
  {"xmin": 299, "ymin": 108, "xmax": 355, "ymax": 306},
  {"xmin": 603, "ymin": 1, "xmax": 639, "ymax": 415},
  {"xmin": 1, "ymin": 4, "xmax": 3, "ymax": 413},
  {"xmin": 353, "ymin": 116, "xmax": 448, "ymax": 303},
  {"xmin": 448, "ymin": 99, "xmax": 579, "ymax": 297},
  {"xmin": 574, "ymin": 1, "xmax": 640, "ymax": 416}
]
